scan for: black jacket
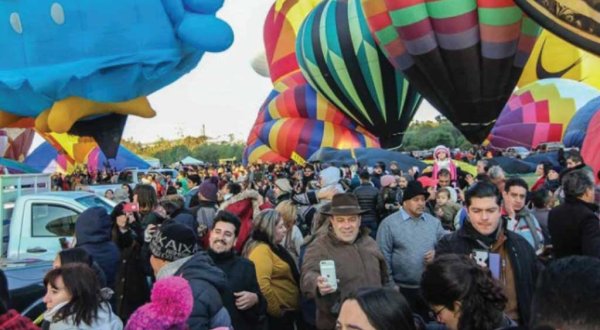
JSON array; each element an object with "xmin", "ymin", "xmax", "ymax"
[
  {"xmin": 208, "ymin": 250, "xmax": 266, "ymax": 330},
  {"xmin": 113, "ymin": 222, "xmax": 149, "ymax": 323},
  {"xmin": 548, "ymin": 197, "xmax": 600, "ymax": 259},
  {"xmin": 436, "ymin": 223, "xmax": 539, "ymax": 325},
  {"xmin": 353, "ymin": 183, "xmax": 379, "ymax": 224}
]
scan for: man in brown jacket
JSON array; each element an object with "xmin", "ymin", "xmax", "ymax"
[{"xmin": 300, "ymin": 193, "xmax": 393, "ymax": 329}]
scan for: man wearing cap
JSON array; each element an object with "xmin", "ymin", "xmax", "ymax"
[
  {"xmin": 149, "ymin": 222, "xmax": 236, "ymax": 329},
  {"xmin": 300, "ymin": 193, "xmax": 392, "ymax": 330},
  {"xmin": 376, "ymin": 181, "xmax": 445, "ymax": 320}
]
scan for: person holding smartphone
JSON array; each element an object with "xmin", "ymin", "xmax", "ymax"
[
  {"xmin": 300, "ymin": 193, "xmax": 393, "ymax": 330},
  {"xmin": 111, "ymin": 202, "xmax": 149, "ymax": 323}
]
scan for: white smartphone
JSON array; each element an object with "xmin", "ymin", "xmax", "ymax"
[{"xmin": 319, "ymin": 260, "xmax": 338, "ymax": 291}]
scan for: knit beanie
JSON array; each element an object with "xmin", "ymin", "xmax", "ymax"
[
  {"xmin": 198, "ymin": 180, "xmax": 218, "ymax": 202},
  {"xmin": 380, "ymin": 175, "xmax": 396, "ymax": 188},
  {"xmin": 125, "ymin": 276, "xmax": 193, "ymax": 330},
  {"xmin": 149, "ymin": 223, "xmax": 197, "ymax": 262}
]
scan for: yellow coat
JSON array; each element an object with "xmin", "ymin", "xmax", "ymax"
[{"xmin": 247, "ymin": 242, "xmax": 299, "ymax": 317}]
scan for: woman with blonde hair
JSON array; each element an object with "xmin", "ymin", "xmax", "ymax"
[
  {"xmin": 275, "ymin": 200, "xmax": 304, "ymax": 261},
  {"xmin": 243, "ymin": 209, "xmax": 300, "ymax": 329}
]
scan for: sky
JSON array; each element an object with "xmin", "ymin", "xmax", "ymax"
[{"xmin": 121, "ymin": 0, "xmax": 440, "ymax": 143}]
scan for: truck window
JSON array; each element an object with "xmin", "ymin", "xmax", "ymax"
[
  {"xmin": 31, "ymin": 204, "xmax": 78, "ymax": 237},
  {"xmin": 75, "ymin": 196, "xmax": 114, "ymax": 213}
]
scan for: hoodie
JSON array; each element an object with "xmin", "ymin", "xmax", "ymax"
[
  {"xmin": 75, "ymin": 207, "xmax": 120, "ymax": 289},
  {"xmin": 161, "ymin": 252, "xmax": 235, "ymax": 330}
]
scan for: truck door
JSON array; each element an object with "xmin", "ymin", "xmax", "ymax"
[{"xmin": 20, "ymin": 203, "xmax": 78, "ymax": 260}]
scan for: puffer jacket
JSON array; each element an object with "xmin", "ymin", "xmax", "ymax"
[
  {"xmin": 352, "ymin": 183, "xmax": 379, "ymax": 225},
  {"xmin": 75, "ymin": 207, "xmax": 120, "ymax": 289},
  {"xmin": 170, "ymin": 252, "xmax": 237, "ymax": 330}
]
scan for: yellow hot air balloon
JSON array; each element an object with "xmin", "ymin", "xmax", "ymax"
[{"xmin": 519, "ymin": 30, "xmax": 600, "ymax": 89}]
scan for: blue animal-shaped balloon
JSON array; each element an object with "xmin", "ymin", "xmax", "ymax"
[{"xmin": 0, "ymin": 0, "xmax": 233, "ymax": 133}]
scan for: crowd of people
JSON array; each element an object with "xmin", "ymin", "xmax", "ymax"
[{"xmin": 2, "ymin": 145, "xmax": 600, "ymax": 330}]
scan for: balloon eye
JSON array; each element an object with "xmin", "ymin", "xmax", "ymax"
[
  {"xmin": 10, "ymin": 12, "xmax": 23, "ymax": 34},
  {"xmin": 51, "ymin": 3, "xmax": 65, "ymax": 25}
]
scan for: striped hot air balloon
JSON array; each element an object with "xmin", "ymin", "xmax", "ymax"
[
  {"xmin": 360, "ymin": 0, "xmax": 540, "ymax": 143},
  {"xmin": 264, "ymin": 0, "xmax": 322, "ymax": 84},
  {"xmin": 296, "ymin": 0, "xmax": 421, "ymax": 149},
  {"xmin": 243, "ymin": 72, "xmax": 379, "ymax": 164}
]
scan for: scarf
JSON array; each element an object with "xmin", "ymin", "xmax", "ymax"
[
  {"xmin": 251, "ymin": 230, "xmax": 300, "ymax": 285},
  {"xmin": 464, "ymin": 218, "xmax": 505, "ymax": 248}
]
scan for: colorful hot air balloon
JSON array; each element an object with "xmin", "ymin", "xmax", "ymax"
[
  {"xmin": 515, "ymin": 0, "xmax": 600, "ymax": 56},
  {"xmin": 563, "ymin": 96, "xmax": 600, "ymax": 149},
  {"xmin": 360, "ymin": 0, "xmax": 540, "ymax": 143},
  {"xmin": 264, "ymin": 0, "xmax": 322, "ymax": 84},
  {"xmin": 519, "ymin": 30, "xmax": 600, "ymax": 89},
  {"xmin": 486, "ymin": 79, "xmax": 599, "ymax": 150},
  {"xmin": 243, "ymin": 72, "xmax": 379, "ymax": 164},
  {"xmin": 297, "ymin": 0, "xmax": 421, "ymax": 148}
]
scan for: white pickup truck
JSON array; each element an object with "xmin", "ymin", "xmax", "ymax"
[
  {"xmin": 1, "ymin": 174, "xmax": 114, "ymax": 261},
  {"xmin": 0, "ymin": 174, "xmax": 114, "ymax": 317}
]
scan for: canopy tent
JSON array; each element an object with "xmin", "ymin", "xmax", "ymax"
[
  {"xmin": 179, "ymin": 156, "xmax": 204, "ymax": 166},
  {"xmin": 308, "ymin": 148, "xmax": 426, "ymax": 171},
  {"xmin": 0, "ymin": 157, "xmax": 40, "ymax": 174},
  {"xmin": 487, "ymin": 156, "xmax": 537, "ymax": 174},
  {"xmin": 25, "ymin": 142, "xmax": 150, "ymax": 173}
]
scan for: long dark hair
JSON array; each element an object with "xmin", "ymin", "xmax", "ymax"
[
  {"xmin": 421, "ymin": 254, "xmax": 507, "ymax": 330},
  {"xmin": 133, "ymin": 184, "xmax": 157, "ymax": 214},
  {"xmin": 44, "ymin": 263, "xmax": 106, "ymax": 326},
  {"xmin": 344, "ymin": 288, "xmax": 416, "ymax": 330}
]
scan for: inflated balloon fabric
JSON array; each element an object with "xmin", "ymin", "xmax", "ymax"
[
  {"xmin": 487, "ymin": 79, "xmax": 599, "ymax": 150},
  {"xmin": 360, "ymin": 0, "xmax": 540, "ymax": 143},
  {"xmin": 243, "ymin": 72, "xmax": 379, "ymax": 164},
  {"xmin": 297, "ymin": 0, "xmax": 421, "ymax": 148}
]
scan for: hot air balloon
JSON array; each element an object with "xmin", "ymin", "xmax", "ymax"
[
  {"xmin": 563, "ymin": 96, "xmax": 600, "ymax": 149},
  {"xmin": 297, "ymin": 0, "xmax": 422, "ymax": 148},
  {"xmin": 244, "ymin": 72, "xmax": 379, "ymax": 164},
  {"xmin": 0, "ymin": 128, "xmax": 35, "ymax": 161},
  {"xmin": 582, "ymin": 110, "xmax": 600, "ymax": 183},
  {"xmin": 360, "ymin": 0, "xmax": 540, "ymax": 143},
  {"xmin": 264, "ymin": 0, "xmax": 322, "ymax": 84},
  {"xmin": 515, "ymin": 0, "xmax": 600, "ymax": 56},
  {"xmin": 519, "ymin": 30, "xmax": 600, "ymax": 89},
  {"xmin": 486, "ymin": 79, "xmax": 599, "ymax": 150},
  {"xmin": 0, "ymin": 0, "xmax": 233, "ymax": 156}
]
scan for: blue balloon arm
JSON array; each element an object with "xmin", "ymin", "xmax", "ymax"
[
  {"xmin": 162, "ymin": 0, "xmax": 233, "ymax": 52},
  {"xmin": 177, "ymin": 13, "xmax": 234, "ymax": 52}
]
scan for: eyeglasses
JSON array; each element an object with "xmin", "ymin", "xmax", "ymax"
[{"xmin": 430, "ymin": 306, "xmax": 446, "ymax": 320}]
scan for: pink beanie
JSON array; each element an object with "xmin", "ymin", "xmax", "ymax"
[
  {"xmin": 380, "ymin": 175, "xmax": 396, "ymax": 188},
  {"xmin": 126, "ymin": 276, "xmax": 193, "ymax": 330}
]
